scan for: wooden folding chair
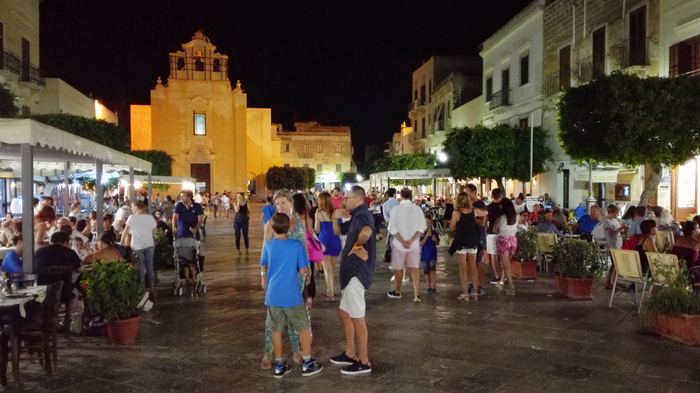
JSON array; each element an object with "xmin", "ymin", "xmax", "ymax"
[
  {"xmin": 646, "ymin": 252, "xmax": 679, "ymax": 286},
  {"xmin": 655, "ymin": 231, "xmax": 675, "ymax": 253},
  {"xmin": 536, "ymin": 233, "xmax": 558, "ymax": 272},
  {"xmin": 609, "ymin": 248, "xmax": 649, "ymax": 312}
]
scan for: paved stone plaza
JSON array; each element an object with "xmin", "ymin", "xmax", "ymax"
[{"xmin": 15, "ymin": 205, "xmax": 700, "ymax": 392}]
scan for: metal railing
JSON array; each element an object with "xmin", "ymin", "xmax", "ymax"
[
  {"xmin": 29, "ymin": 64, "xmax": 44, "ymax": 86},
  {"xmin": 407, "ymin": 98, "xmax": 426, "ymax": 112},
  {"xmin": 488, "ymin": 89, "xmax": 511, "ymax": 110},
  {"xmin": 544, "ymin": 70, "xmax": 571, "ymax": 97},
  {"xmin": 573, "ymin": 54, "xmax": 606, "ymax": 85},
  {"xmin": 611, "ymin": 37, "xmax": 650, "ymax": 69},
  {"xmin": 299, "ymin": 152, "xmax": 313, "ymax": 159},
  {"xmin": 1, "ymin": 49, "xmax": 21, "ymax": 75}
]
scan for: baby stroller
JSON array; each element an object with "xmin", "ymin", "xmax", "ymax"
[{"xmin": 172, "ymin": 236, "xmax": 207, "ymax": 297}]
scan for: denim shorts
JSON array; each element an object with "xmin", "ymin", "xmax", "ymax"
[{"xmin": 422, "ymin": 258, "xmax": 437, "ymax": 274}]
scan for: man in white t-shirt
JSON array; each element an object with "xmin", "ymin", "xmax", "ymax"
[
  {"xmin": 114, "ymin": 203, "xmax": 130, "ymax": 233},
  {"xmin": 122, "ymin": 201, "xmax": 157, "ymax": 293},
  {"xmin": 194, "ymin": 192, "xmax": 203, "ymax": 204},
  {"xmin": 387, "ymin": 188, "xmax": 426, "ymax": 302}
]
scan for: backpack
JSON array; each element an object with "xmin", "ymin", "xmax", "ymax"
[{"xmin": 621, "ymin": 235, "xmax": 639, "ymax": 250}]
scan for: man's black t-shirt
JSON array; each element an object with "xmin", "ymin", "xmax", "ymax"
[
  {"xmin": 34, "ymin": 244, "xmax": 82, "ymax": 271},
  {"xmin": 487, "ymin": 201, "xmax": 502, "ymax": 234}
]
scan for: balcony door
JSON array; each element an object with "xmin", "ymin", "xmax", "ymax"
[
  {"xmin": 559, "ymin": 46, "xmax": 571, "ymax": 90},
  {"xmin": 592, "ymin": 27, "xmax": 606, "ymax": 79},
  {"xmin": 629, "ymin": 6, "xmax": 647, "ymax": 66},
  {"xmin": 21, "ymin": 38, "xmax": 29, "ymax": 81},
  {"xmin": 501, "ymin": 69, "xmax": 510, "ymax": 104}
]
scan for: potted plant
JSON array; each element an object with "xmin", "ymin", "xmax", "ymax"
[
  {"xmin": 552, "ymin": 238, "xmax": 604, "ymax": 300},
  {"xmin": 81, "ymin": 260, "xmax": 144, "ymax": 344},
  {"xmin": 643, "ymin": 266, "xmax": 700, "ymax": 345},
  {"xmin": 512, "ymin": 229, "xmax": 538, "ymax": 279}
]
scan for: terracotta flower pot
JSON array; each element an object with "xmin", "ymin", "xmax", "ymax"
[
  {"xmin": 554, "ymin": 273, "xmax": 568, "ymax": 296},
  {"xmin": 512, "ymin": 260, "xmax": 537, "ymax": 280},
  {"xmin": 565, "ymin": 277, "xmax": 593, "ymax": 301},
  {"xmin": 655, "ymin": 314, "xmax": 700, "ymax": 346},
  {"xmin": 106, "ymin": 315, "xmax": 140, "ymax": 345}
]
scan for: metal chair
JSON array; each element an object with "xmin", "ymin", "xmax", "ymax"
[
  {"xmin": 609, "ymin": 248, "xmax": 649, "ymax": 312},
  {"xmin": 655, "ymin": 230, "xmax": 675, "ymax": 253},
  {"xmin": 18, "ymin": 281, "xmax": 63, "ymax": 378},
  {"xmin": 646, "ymin": 252, "xmax": 680, "ymax": 287},
  {"xmin": 36, "ymin": 267, "xmax": 74, "ymax": 338},
  {"xmin": 536, "ymin": 233, "xmax": 558, "ymax": 272}
]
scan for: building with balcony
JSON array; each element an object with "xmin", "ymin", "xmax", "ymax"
[
  {"xmin": 476, "ymin": 0, "xmax": 546, "ymax": 196},
  {"xmin": 0, "ymin": 0, "xmax": 44, "ymax": 115},
  {"xmin": 276, "ymin": 121, "xmax": 353, "ymax": 190},
  {"xmin": 407, "ymin": 56, "xmax": 482, "ymax": 156},
  {"xmin": 130, "ymin": 31, "xmax": 283, "ymax": 196},
  {"xmin": 540, "ymin": 0, "xmax": 660, "ymax": 209}
]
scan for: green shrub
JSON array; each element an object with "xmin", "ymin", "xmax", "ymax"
[
  {"xmin": 552, "ymin": 238, "xmax": 604, "ymax": 279},
  {"xmin": 513, "ymin": 229, "xmax": 538, "ymax": 261},
  {"xmin": 643, "ymin": 266, "xmax": 700, "ymax": 317},
  {"xmin": 81, "ymin": 260, "xmax": 144, "ymax": 320}
]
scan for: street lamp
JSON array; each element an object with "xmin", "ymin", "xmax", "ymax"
[
  {"xmin": 357, "ymin": 174, "xmax": 364, "ymax": 182},
  {"xmin": 438, "ymin": 152, "xmax": 448, "ymax": 163}
]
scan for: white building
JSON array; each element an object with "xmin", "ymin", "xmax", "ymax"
[{"xmin": 479, "ymin": 0, "xmax": 546, "ymax": 197}]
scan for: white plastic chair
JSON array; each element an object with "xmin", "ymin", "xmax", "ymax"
[
  {"xmin": 609, "ymin": 248, "xmax": 649, "ymax": 312},
  {"xmin": 646, "ymin": 252, "xmax": 679, "ymax": 287},
  {"xmin": 655, "ymin": 231, "xmax": 675, "ymax": 253}
]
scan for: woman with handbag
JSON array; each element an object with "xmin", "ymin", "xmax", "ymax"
[
  {"xmin": 315, "ymin": 192, "xmax": 341, "ymax": 301},
  {"xmin": 293, "ymin": 194, "xmax": 318, "ymax": 306}
]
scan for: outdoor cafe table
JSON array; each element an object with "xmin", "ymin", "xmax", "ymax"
[{"xmin": 0, "ymin": 285, "xmax": 47, "ymax": 388}]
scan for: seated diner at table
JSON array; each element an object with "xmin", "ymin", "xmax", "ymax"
[
  {"xmin": 1, "ymin": 235, "xmax": 23, "ymax": 274},
  {"xmin": 81, "ymin": 230, "xmax": 123, "ymax": 264},
  {"xmin": 671, "ymin": 221, "xmax": 700, "ymax": 271},
  {"xmin": 573, "ymin": 205, "xmax": 600, "ymax": 236},
  {"xmin": 34, "ymin": 232, "xmax": 83, "ymax": 322},
  {"xmin": 534, "ymin": 211, "xmax": 562, "ymax": 238}
]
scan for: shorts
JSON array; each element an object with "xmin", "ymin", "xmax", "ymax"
[
  {"xmin": 456, "ymin": 247, "xmax": 477, "ymax": 254},
  {"xmin": 496, "ymin": 235, "xmax": 517, "ymax": 255},
  {"xmin": 266, "ymin": 303, "xmax": 310, "ymax": 332},
  {"xmin": 422, "ymin": 258, "xmax": 437, "ymax": 274},
  {"xmin": 391, "ymin": 245, "xmax": 421, "ymax": 270},
  {"xmin": 339, "ymin": 277, "xmax": 366, "ymax": 318},
  {"xmin": 486, "ymin": 234, "xmax": 498, "ymax": 255}
]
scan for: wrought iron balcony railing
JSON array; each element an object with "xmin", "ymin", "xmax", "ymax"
[
  {"xmin": 611, "ymin": 37, "xmax": 650, "ymax": 69},
  {"xmin": 1, "ymin": 49, "xmax": 20, "ymax": 75},
  {"xmin": 488, "ymin": 89, "xmax": 511, "ymax": 110}
]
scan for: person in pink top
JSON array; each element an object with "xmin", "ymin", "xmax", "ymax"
[{"xmin": 332, "ymin": 188, "xmax": 343, "ymax": 209}]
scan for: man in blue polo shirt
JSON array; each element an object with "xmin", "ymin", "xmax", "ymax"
[
  {"xmin": 574, "ymin": 205, "xmax": 600, "ymax": 235},
  {"xmin": 172, "ymin": 190, "xmax": 204, "ymax": 240}
]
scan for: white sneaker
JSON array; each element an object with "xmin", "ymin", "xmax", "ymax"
[
  {"xmin": 402, "ymin": 277, "xmax": 410, "ymax": 283},
  {"xmin": 390, "ymin": 276, "xmax": 395, "ymax": 282}
]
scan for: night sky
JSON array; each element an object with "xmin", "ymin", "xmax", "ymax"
[{"xmin": 40, "ymin": 0, "xmax": 532, "ymax": 165}]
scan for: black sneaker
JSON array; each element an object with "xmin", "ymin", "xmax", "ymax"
[
  {"xmin": 387, "ymin": 291, "xmax": 401, "ymax": 299},
  {"xmin": 330, "ymin": 352, "xmax": 355, "ymax": 366},
  {"xmin": 274, "ymin": 361, "xmax": 291, "ymax": 378},
  {"xmin": 341, "ymin": 360, "xmax": 372, "ymax": 375},
  {"xmin": 490, "ymin": 277, "xmax": 501, "ymax": 284},
  {"xmin": 478, "ymin": 286, "xmax": 486, "ymax": 295},
  {"xmin": 302, "ymin": 358, "xmax": 323, "ymax": 377}
]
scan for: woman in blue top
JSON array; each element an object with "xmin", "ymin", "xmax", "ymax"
[{"xmin": 314, "ymin": 192, "xmax": 341, "ymax": 301}]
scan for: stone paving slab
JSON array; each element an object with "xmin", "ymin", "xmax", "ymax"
[{"xmin": 7, "ymin": 204, "xmax": 700, "ymax": 392}]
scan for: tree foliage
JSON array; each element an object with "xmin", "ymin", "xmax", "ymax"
[
  {"xmin": 559, "ymin": 73, "xmax": 700, "ymax": 167},
  {"xmin": 443, "ymin": 124, "xmax": 553, "ymax": 190},
  {"xmin": 266, "ymin": 166, "xmax": 315, "ymax": 190},
  {"xmin": 370, "ymin": 153, "xmax": 438, "ymax": 173},
  {"xmin": 558, "ymin": 73, "xmax": 700, "ymax": 205},
  {"xmin": 340, "ymin": 172, "xmax": 358, "ymax": 185},
  {"xmin": 130, "ymin": 150, "xmax": 173, "ymax": 176},
  {"xmin": 31, "ymin": 113, "xmax": 131, "ymax": 153},
  {"xmin": 0, "ymin": 85, "xmax": 18, "ymax": 118}
]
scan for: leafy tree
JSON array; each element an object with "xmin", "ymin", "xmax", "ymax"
[
  {"xmin": 31, "ymin": 113, "xmax": 131, "ymax": 152},
  {"xmin": 341, "ymin": 172, "xmax": 358, "ymax": 185},
  {"xmin": 558, "ymin": 73, "xmax": 700, "ymax": 206},
  {"xmin": 266, "ymin": 166, "xmax": 313, "ymax": 190},
  {"xmin": 0, "ymin": 85, "xmax": 18, "ymax": 118},
  {"xmin": 443, "ymin": 124, "xmax": 553, "ymax": 191},
  {"xmin": 130, "ymin": 150, "xmax": 173, "ymax": 176}
]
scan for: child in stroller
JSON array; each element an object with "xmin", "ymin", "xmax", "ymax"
[{"xmin": 172, "ymin": 237, "xmax": 207, "ymax": 297}]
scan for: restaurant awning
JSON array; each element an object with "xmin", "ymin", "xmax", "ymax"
[
  {"xmin": 369, "ymin": 168, "xmax": 452, "ymax": 180},
  {"xmin": 575, "ymin": 169, "xmax": 620, "ymax": 183},
  {"xmin": 119, "ymin": 175, "xmax": 195, "ymax": 186},
  {"xmin": 0, "ymin": 118, "xmax": 153, "ymax": 273}
]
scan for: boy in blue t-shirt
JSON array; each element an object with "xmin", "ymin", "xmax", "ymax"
[
  {"xmin": 420, "ymin": 215, "xmax": 439, "ymax": 293},
  {"xmin": 260, "ymin": 213, "xmax": 322, "ymax": 378},
  {"xmin": 261, "ymin": 197, "xmax": 276, "ymax": 237}
]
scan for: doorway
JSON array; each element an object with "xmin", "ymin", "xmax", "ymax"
[
  {"xmin": 562, "ymin": 169, "xmax": 570, "ymax": 208},
  {"xmin": 190, "ymin": 163, "xmax": 211, "ymax": 194}
]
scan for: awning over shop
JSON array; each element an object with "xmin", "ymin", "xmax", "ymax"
[
  {"xmin": 575, "ymin": 169, "xmax": 620, "ymax": 183},
  {"xmin": 370, "ymin": 168, "xmax": 452, "ymax": 180},
  {"xmin": 0, "ymin": 118, "xmax": 153, "ymax": 273},
  {"xmin": 119, "ymin": 175, "xmax": 195, "ymax": 186}
]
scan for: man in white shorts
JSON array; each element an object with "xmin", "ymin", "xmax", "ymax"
[
  {"xmin": 386, "ymin": 188, "xmax": 426, "ymax": 302},
  {"xmin": 486, "ymin": 189, "xmax": 503, "ymax": 284},
  {"xmin": 330, "ymin": 186, "xmax": 376, "ymax": 375}
]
